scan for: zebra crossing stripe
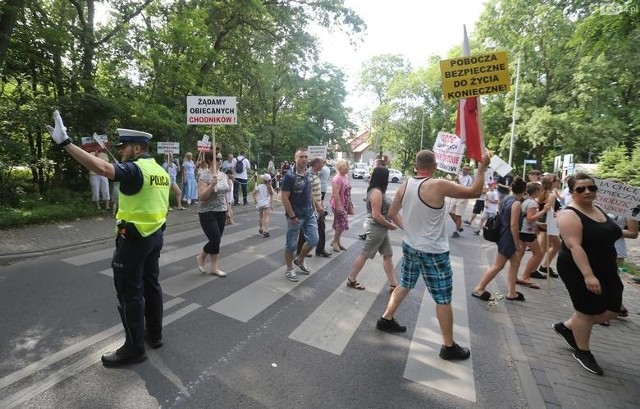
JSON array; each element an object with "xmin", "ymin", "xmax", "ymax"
[
  {"xmin": 208, "ymin": 238, "xmax": 357, "ymax": 322},
  {"xmin": 289, "ymin": 244, "xmax": 402, "ymax": 355},
  {"xmin": 87, "ymin": 225, "xmax": 278, "ymax": 278},
  {"xmin": 61, "ymin": 226, "xmax": 220, "ymax": 266},
  {"xmin": 403, "ymin": 255, "xmax": 476, "ymax": 402},
  {"xmin": 161, "ymin": 237, "xmax": 285, "ymax": 297}
]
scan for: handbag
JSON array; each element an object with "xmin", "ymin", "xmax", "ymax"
[
  {"xmin": 482, "ymin": 214, "xmax": 501, "ymax": 242},
  {"xmin": 347, "ymin": 200, "xmax": 354, "ymax": 215}
]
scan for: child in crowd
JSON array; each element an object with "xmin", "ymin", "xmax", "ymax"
[
  {"xmin": 253, "ymin": 173, "xmax": 274, "ymax": 237},
  {"xmin": 474, "ymin": 181, "xmax": 500, "ymax": 234}
]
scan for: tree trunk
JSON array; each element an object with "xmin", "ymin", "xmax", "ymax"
[{"xmin": 0, "ymin": 0, "xmax": 24, "ymax": 71}]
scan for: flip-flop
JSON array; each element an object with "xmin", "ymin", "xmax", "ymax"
[
  {"xmin": 516, "ymin": 279, "xmax": 540, "ymax": 289},
  {"xmin": 471, "ymin": 290, "xmax": 493, "ymax": 301},
  {"xmin": 506, "ymin": 291, "xmax": 526, "ymax": 301}
]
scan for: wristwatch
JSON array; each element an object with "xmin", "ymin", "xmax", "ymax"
[{"xmin": 59, "ymin": 139, "xmax": 73, "ymax": 148}]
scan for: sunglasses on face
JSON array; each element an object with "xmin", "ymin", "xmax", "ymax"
[{"xmin": 574, "ymin": 185, "xmax": 598, "ymax": 194}]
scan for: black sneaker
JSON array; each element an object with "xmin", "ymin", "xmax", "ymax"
[
  {"xmin": 463, "ymin": 220, "xmax": 471, "ymax": 225},
  {"xmin": 376, "ymin": 317, "xmax": 407, "ymax": 333},
  {"xmin": 539, "ymin": 266, "xmax": 559, "ymax": 278},
  {"xmin": 439, "ymin": 342, "xmax": 471, "ymax": 360},
  {"xmin": 573, "ymin": 349, "xmax": 603, "ymax": 375},
  {"xmin": 530, "ymin": 270, "xmax": 547, "ymax": 279},
  {"xmin": 552, "ymin": 322, "xmax": 577, "ymax": 350}
]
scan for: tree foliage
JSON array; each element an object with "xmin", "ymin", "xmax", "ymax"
[
  {"xmin": 355, "ymin": 1, "xmax": 640, "ymax": 180},
  {"xmin": 0, "ymin": 0, "xmax": 363, "ymax": 204}
]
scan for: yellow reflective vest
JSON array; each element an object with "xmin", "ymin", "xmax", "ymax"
[{"xmin": 116, "ymin": 158, "xmax": 169, "ymax": 237}]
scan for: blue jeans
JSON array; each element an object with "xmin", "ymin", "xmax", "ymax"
[{"xmin": 285, "ymin": 213, "xmax": 318, "ymax": 253}]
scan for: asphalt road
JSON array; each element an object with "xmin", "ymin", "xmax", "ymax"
[{"xmin": 0, "ymin": 178, "xmax": 526, "ymax": 408}]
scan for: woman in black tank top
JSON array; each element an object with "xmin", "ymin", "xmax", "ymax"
[{"xmin": 554, "ymin": 173, "xmax": 622, "ymax": 376}]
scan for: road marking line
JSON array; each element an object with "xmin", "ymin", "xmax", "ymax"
[
  {"xmin": 403, "ymin": 255, "xmax": 476, "ymax": 402},
  {"xmin": 161, "ymin": 237, "xmax": 285, "ymax": 297},
  {"xmin": 208, "ymin": 238, "xmax": 356, "ymax": 322},
  {"xmin": 0, "ymin": 303, "xmax": 200, "ymax": 409},
  {"xmin": 0, "ymin": 297, "xmax": 184, "ymax": 391},
  {"xmin": 94, "ymin": 226, "xmax": 279, "ymax": 277},
  {"xmin": 61, "ymin": 228, "xmax": 208, "ymax": 266},
  {"xmin": 289, "ymin": 245, "xmax": 402, "ymax": 355}
]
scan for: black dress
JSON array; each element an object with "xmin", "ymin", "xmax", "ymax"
[
  {"xmin": 557, "ymin": 206, "xmax": 623, "ymax": 315},
  {"xmin": 497, "ymin": 196, "xmax": 517, "ymax": 258}
]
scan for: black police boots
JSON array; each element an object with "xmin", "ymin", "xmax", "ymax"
[{"xmin": 101, "ymin": 347, "xmax": 146, "ymax": 367}]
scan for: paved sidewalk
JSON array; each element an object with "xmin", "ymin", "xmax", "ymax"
[{"xmin": 1, "ymin": 202, "xmax": 639, "ymax": 408}]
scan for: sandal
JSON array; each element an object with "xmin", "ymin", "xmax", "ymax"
[
  {"xmin": 263, "ymin": 232, "xmax": 270, "ymax": 237},
  {"xmin": 506, "ymin": 291, "xmax": 526, "ymax": 301},
  {"xmin": 338, "ymin": 244, "xmax": 347, "ymax": 251},
  {"xmin": 331, "ymin": 242, "xmax": 341, "ymax": 252},
  {"xmin": 516, "ymin": 279, "xmax": 540, "ymax": 289},
  {"xmin": 346, "ymin": 278, "xmax": 365, "ymax": 290},
  {"xmin": 259, "ymin": 229, "xmax": 263, "ymax": 235},
  {"xmin": 618, "ymin": 307, "xmax": 629, "ymax": 318}
]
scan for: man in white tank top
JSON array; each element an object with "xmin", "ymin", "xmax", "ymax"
[{"xmin": 376, "ymin": 149, "xmax": 490, "ymax": 361}]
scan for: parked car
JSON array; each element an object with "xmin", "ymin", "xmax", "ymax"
[
  {"xmin": 351, "ymin": 162, "xmax": 369, "ymax": 179},
  {"xmin": 388, "ymin": 169, "xmax": 404, "ymax": 183}
]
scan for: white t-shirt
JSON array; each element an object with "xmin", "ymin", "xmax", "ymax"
[
  {"xmin": 231, "ymin": 156, "xmax": 250, "ymax": 179},
  {"xmin": 485, "ymin": 190, "xmax": 500, "ymax": 213},
  {"xmin": 458, "ymin": 173, "xmax": 473, "ymax": 187},
  {"xmin": 255, "ymin": 184, "xmax": 271, "ymax": 208}
]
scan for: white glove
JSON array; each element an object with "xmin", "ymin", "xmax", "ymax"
[{"xmin": 45, "ymin": 110, "xmax": 70, "ymax": 145}]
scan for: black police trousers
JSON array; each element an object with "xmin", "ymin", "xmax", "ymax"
[{"xmin": 112, "ymin": 229, "xmax": 164, "ymax": 354}]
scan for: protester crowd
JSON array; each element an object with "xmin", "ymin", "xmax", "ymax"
[{"xmin": 50, "ymin": 111, "xmax": 631, "ymax": 377}]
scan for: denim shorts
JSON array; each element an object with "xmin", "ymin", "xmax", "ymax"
[
  {"xmin": 400, "ymin": 242, "xmax": 453, "ymax": 305},
  {"xmin": 285, "ymin": 213, "xmax": 318, "ymax": 253}
]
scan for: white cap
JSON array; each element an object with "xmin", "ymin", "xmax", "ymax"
[
  {"xmin": 116, "ymin": 128, "xmax": 152, "ymax": 146},
  {"xmin": 263, "ymin": 174, "xmax": 272, "ymax": 182}
]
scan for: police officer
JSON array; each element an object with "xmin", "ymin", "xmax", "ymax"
[{"xmin": 47, "ymin": 111, "xmax": 169, "ymax": 367}]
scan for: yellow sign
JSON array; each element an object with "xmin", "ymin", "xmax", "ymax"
[{"xmin": 440, "ymin": 51, "xmax": 510, "ymax": 101}]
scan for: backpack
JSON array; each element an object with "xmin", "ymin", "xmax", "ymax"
[
  {"xmin": 482, "ymin": 213, "xmax": 501, "ymax": 242},
  {"xmin": 235, "ymin": 156, "xmax": 244, "ymax": 173}
]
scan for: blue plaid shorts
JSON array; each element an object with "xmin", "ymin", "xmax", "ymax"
[{"xmin": 400, "ymin": 242, "xmax": 453, "ymax": 305}]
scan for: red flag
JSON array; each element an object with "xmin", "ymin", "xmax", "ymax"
[
  {"xmin": 456, "ymin": 97, "xmax": 482, "ymax": 162},
  {"xmin": 455, "ymin": 25, "xmax": 484, "ymax": 162}
]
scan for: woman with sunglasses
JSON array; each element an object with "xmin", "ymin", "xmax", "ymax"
[{"xmin": 553, "ymin": 173, "xmax": 622, "ymax": 375}]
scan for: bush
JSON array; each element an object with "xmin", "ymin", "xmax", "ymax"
[{"xmin": 0, "ymin": 188, "xmax": 104, "ymax": 229}]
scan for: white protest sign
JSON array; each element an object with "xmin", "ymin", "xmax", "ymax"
[
  {"xmin": 197, "ymin": 140, "xmax": 212, "ymax": 152},
  {"xmin": 433, "ymin": 131, "xmax": 465, "ymax": 174},
  {"xmin": 308, "ymin": 145, "xmax": 327, "ymax": 160},
  {"xmin": 593, "ymin": 178, "xmax": 640, "ymax": 220},
  {"xmin": 186, "ymin": 96, "xmax": 237, "ymax": 125},
  {"xmin": 489, "ymin": 155, "xmax": 512, "ymax": 177},
  {"xmin": 546, "ymin": 208, "xmax": 559, "ymax": 236},
  {"xmin": 157, "ymin": 142, "xmax": 180, "ymax": 154},
  {"xmin": 81, "ymin": 134, "xmax": 108, "ymax": 152}
]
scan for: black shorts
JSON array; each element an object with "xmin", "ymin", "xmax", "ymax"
[
  {"xmin": 472, "ymin": 200, "xmax": 485, "ymax": 215},
  {"xmin": 519, "ymin": 232, "xmax": 536, "ymax": 242}
]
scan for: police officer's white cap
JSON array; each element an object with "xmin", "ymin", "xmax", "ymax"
[{"xmin": 116, "ymin": 128, "xmax": 153, "ymax": 146}]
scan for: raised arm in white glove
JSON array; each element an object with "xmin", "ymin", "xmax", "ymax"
[{"xmin": 45, "ymin": 110, "xmax": 72, "ymax": 146}]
